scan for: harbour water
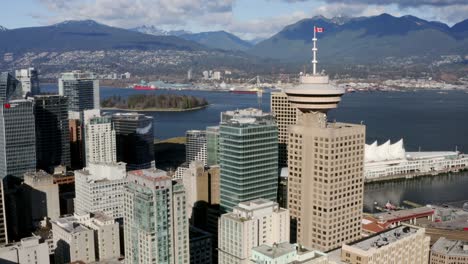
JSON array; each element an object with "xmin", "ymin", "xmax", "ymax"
[{"xmin": 42, "ymin": 85, "xmax": 468, "ymax": 208}]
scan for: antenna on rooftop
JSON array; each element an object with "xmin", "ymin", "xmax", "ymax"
[{"xmin": 312, "ymin": 26, "xmax": 318, "ymax": 75}]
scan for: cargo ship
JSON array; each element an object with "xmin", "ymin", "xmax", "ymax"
[{"xmin": 133, "ymin": 84, "xmax": 158, "ymax": 90}]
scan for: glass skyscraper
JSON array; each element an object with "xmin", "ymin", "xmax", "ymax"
[
  {"xmin": 34, "ymin": 95, "xmax": 70, "ymax": 172},
  {"xmin": 58, "ymin": 71, "xmax": 99, "ymax": 112},
  {"xmin": 112, "ymin": 113, "xmax": 155, "ymax": 170},
  {"xmin": 219, "ymin": 108, "xmax": 278, "ymax": 212},
  {"xmin": 206, "ymin": 126, "xmax": 219, "ymax": 166},
  {"xmin": 0, "ymin": 73, "xmax": 36, "ymax": 179}
]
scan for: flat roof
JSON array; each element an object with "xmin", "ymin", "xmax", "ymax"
[
  {"xmin": 347, "ymin": 225, "xmax": 419, "ymax": 251},
  {"xmin": 373, "ymin": 207, "xmax": 434, "ymax": 222},
  {"xmin": 253, "ymin": 242, "xmax": 295, "ymax": 259},
  {"xmin": 432, "ymin": 237, "xmax": 468, "ymax": 257}
]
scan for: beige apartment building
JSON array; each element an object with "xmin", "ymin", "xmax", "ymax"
[
  {"xmin": 284, "ymin": 42, "xmax": 365, "ymax": 251},
  {"xmin": 218, "ymin": 199, "xmax": 290, "ymax": 264},
  {"xmin": 430, "ymin": 237, "xmax": 468, "ymax": 264},
  {"xmin": 271, "ymin": 91, "xmax": 298, "ymax": 168},
  {"xmin": 337, "ymin": 225, "xmax": 430, "ymax": 264}
]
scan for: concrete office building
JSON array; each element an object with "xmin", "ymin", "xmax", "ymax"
[
  {"xmin": 52, "ymin": 212, "xmax": 120, "ymax": 263},
  {"xmin": 331, "ymin": 225, "xmax": 430, "ymax": 264},
  {"xmin": 0, "ymin": 236, "xmax": 50, "ymax": 264},
  {"xmin": 284, "ymin": 34, "xmax": 365, "ymax": 251},
  {"xmin": 218, "ymin": 199, "xmax": 289, "ymax": 264},
  {"xmin": 74, "ymin": 162, "xmax": 127, "ymax": 219},
  {"xmin": 219, "ymin": 108, "xmax": 278, "ymax": 212},
  {"xmin": 15, "ymin": 67, "xmax": 40, "ymax": 97},
  {"xmin": 34, "ymin": 95, "xmax": 70, "ymax": 171},
  {"xmin": 430, "ymin": 237, "xmax": 468, "ymax": 264},
  {"xmin": 76, "ymin": 212, "xmax": 121, "ymax": 261},
  {"xmin": 112, "ymin": 112, "xmax": 155, "ymax": 170},
  {"xmin": 189, "ymin": 226, "xmax": 212, "ymax": 264},
  {"xmin": 0, "ymin": 180, "xmax": 7, "ymax": 245},
  {"xmin": 251, "ymin": 242, "xmax": 329, "ymax": 264},
  {"xmin": 186, "ymin": 130, "xmax": 207, "ymax": 165},
  {"xmin": 182, "ymin": 161, "xmax": 220, "ymax": 220},
  {"xmin": 58, "ymin": 71, "xmax": 99, "ymax": 111},
  {"xmin": 206, "ymin": 126, "xmax": 220, "ymax": 166},
  {"xmin": 85, "ymin": 114, "xmax": 116, "ymax": 166},
  {"xmin": 271, "ymin": 91, "xmax": 297, "ymax": 168},
  {"xmin": 123, "ymin": 169, "xmax": 190, "ymax": 264},
  {"xmin": 52, "ymin": 215, "xmax": 96, "ymax": 263},
  {"xmin": 23, "ymin": 171, "xmax": 60, "ymax": 222}
]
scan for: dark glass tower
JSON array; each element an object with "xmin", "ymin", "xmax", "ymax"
[
  {"xmin": 58, "ymin": 71, "xmax": 99, "ymax": 111},
  {"xmin": 34, "ymin": 95, "xmax": 71, "ymax": 172},
  {"xmin": 0, "ymin": 72, "xmax": 36, "ymax": 179},
  {"xmin": 112, "ymin": 113, "xmax": 155, "ymax": 170}
]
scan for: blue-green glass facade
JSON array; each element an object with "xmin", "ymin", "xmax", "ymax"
[{"xmin": 219, "ymin": 109, "xmax": 278, "ymax": 211}]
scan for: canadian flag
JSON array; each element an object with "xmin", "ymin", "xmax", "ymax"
[{"xmin": 315, "ymin": 27, "xmax": 324, "ymax": 33}]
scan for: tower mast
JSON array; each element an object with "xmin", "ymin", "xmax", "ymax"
[{"xmin": 312, "ymin": 26, "xmax": 318, "ymax": 75}]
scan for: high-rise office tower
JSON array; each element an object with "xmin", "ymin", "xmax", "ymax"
[
  {"xmin": 285, "ymin": 31, "xmax": 365, "ymax": 251},
  {"xmin": 123, "ymin": 169, "xmax": 190, "ymax": 264},
  {"xmin": 84, "ymin": 113, "xmax": 116, "ymax": 166},
  {"xmin": 206, "ymin": 126, "xmax": 219, "ymax": 166},
  {"xmin": 186, "ymin": 130, "xmax": 207, "ymax": 165},
  {"xmin": 219, "ymin": 108, "xmax": 278, "ymax": 212},
  {"xmin": 271, "ymin": 92, "xmax": 297, "ymax": 168},
  {"xmin": 15, "ymin": 67, "xmax": 40, "ymax": 97},
  {"xmin": 218, "ymin": 199, "xmax": 290, "ymax": 264},
  {"xmin": 112, "ymin": 113, "xmax": 155, "ymax": 170},
  {"xmin": 0, "ymin": 73, "xmax": 36, "ymax": 179},
  {"xmin": 58, "ymin": 71, "xmax": 99, "ymax": 111},
  {"xmin": 0, "ymin": 72, "xmax": 20, "ymax": 102},
  {"xmin": 34, "ymin": 95, "xmax": 70, "ymax": 172},
  {"xmin": 74, "ymin": 162, "xmax": 127, "ymax": 219}
]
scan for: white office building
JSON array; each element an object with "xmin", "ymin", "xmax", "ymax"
[
  {"xmin": 218, "ymin": 199, "xmax": 290, "ymax": 264},
  {"xmin": 0, "ymin": 236, "xmax": 50, "ymax": 264},
  {"xmin": 74, "ymin": 162, "xmax": 127, "ymax": 219},
  {"xmin": 15, "ymin": 67, "xmax": 40, "ymax": 97},
  {"xmin": 84, "ymin": 111, "xmax": 116, "ymax": 166}
]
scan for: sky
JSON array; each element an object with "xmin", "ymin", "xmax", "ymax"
[{"xmin": 1, "ymin": 0, "xmax": 467, "ymax": 40}]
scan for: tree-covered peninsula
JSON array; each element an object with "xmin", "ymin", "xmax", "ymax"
[{"xmin": 101, "ymin": 94, "xmax": 208, "ymax": 111}]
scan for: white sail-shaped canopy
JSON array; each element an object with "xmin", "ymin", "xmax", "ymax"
[{"xmin": 365, "ymin": 139, "xmax": 406, "ymax": 162}]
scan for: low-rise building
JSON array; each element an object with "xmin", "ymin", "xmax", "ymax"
[
  {"xmin": 0, "ymin": 236, "xmax": 50, "ymax": 264},
  {"xmin": 218, "ymin": 199, "xmax": 289, "ymax": 264},
  {"xmin": 333, "ymin": 224, "xmax": 430, "ymax": 264},
  {"xmin": 51, "ymin": 212, "xmax": 120, "ymax": 263},
  {"xmin": 430, "ymin": 237, "xmax": 468, "ymax": 264}
]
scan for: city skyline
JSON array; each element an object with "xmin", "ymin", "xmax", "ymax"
[{"xmin": 1, "ymin": 0, "xmax": 467, "ymax": 40}]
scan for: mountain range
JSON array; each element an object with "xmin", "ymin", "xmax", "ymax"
[
  {"xmin": 0, "ymin": 20, "xmax": 204, "ymax": 54},
  {"xmin": 0, "ymin": 14, "xmax": 467, "ymax": 75},
  {"xmin": 249, "ymin": 14, "xmax": 468, "ymax": 63}
]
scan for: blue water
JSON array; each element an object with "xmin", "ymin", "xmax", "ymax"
[{"xmin": 42, "ymin": 84, "xmax": 468, "ymax": 208}]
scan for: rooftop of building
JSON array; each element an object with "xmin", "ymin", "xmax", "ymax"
[
  {"xmin": 432, "ymin": 237, "xmax": 468, "ymax": 257},
  {"xmin": 52, "ymin": 215, "xmax": 90, "ymax": 234},
  {"xmin": 91, "ymin": 211, "xmax": 114, "ymax": 223},
  {"xmin": 346, "ymin": 225, "xmax": 420, "ymax": 251},
  {"xmin": 373, "ymin": 206, "xmax": 434, "ymax": 223},
  {"xmin": 76, "ymin": 162, "xmax": 127, "ymax": 182},
  {"xmin": 221, "ymin": 108, "xmax": 275, "ymax": 126},
  {"xmin": 128, "ymin": 168, "xmax": 170, "ymax": 181},
  {"xmin": 60, "ymin": 70, "xmax": 96, "ymax": 80},
  {"xmin": 362, "ymin": 216, "xmax": 392, "ymax": 234},
  {"xmin": 253, "ymin": 242, "xmax": 327, "ymax": 262}
]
